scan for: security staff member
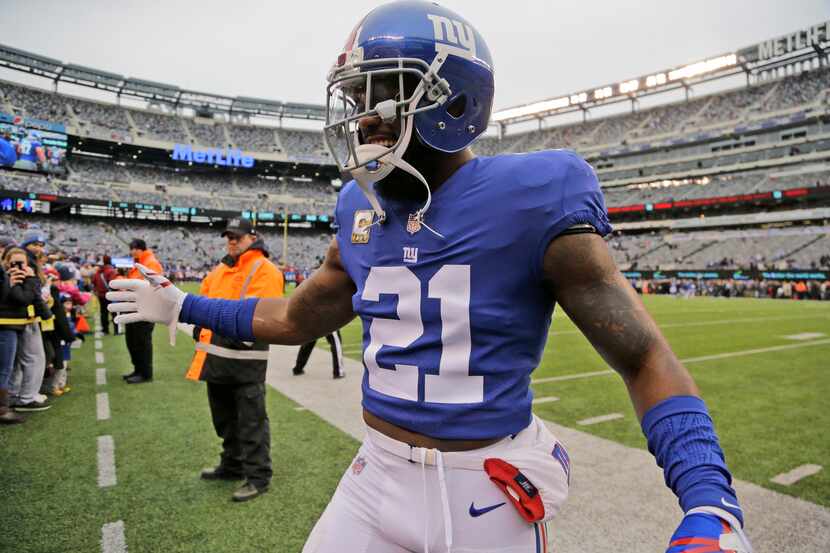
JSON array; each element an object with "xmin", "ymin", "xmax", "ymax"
[
  {"xmin": 186, "ymin": 218, "xmax": 284, "ymax": 502},
  {"xmin": 123, "ymin": 239, "xmax": 163, "ymax": 384}
]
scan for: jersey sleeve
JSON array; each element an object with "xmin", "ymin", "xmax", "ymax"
[{"xmin": 533, "ymin": 151, "xmax": 612, "ymax": 277}]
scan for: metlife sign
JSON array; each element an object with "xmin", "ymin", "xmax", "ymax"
[{"xmin": 171, "ymin": 144, "xmax": 255, "ymax": 168}]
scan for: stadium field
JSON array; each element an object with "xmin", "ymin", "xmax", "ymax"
[{"xmin": 1, "ymin": 291, "xmax": 827, "ymax": 553}]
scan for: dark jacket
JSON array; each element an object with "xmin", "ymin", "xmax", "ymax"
[
  {"xmin": 0, "ymin": 274, "xmax": 49, "ymax": 330},
  {"xmin": 42, "ymin": 285, "xmax": 74, "ymax": 342}
]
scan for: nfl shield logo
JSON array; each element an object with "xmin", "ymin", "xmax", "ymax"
[
  {"xmin": 406, "ymin": 213, "xmax": 422, "ymax": 235},
  {"xmin": 352, "ymin": 456, "xmax": 367, "ymax": 475}
]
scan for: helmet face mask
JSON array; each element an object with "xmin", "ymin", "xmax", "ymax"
[{"xmin": 324, "ymin": 56, "xmax": 446, "ymax": 175}]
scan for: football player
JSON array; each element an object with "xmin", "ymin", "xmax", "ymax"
[{"xmin": 108, "ymin": 2, "xmax": 752, "ymax": 552}]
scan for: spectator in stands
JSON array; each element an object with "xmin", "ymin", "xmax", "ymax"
[
  {"xmin": 4, "ymin": 246, "xmax": 52, "ymax": 412},
  {"xmin": 185, "ymin": 218, "xmax": 284, "ymax": 502},
  {"xmin": 93, "ymin": 256, "xmax": 118, "ymax": 335},
  {"xmin": 122, "ymin": 239, "xmax": 163, "ymax": 384}
]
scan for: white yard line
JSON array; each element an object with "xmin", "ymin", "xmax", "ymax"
[
  {"xmin": 548, "ymin": 314, "xmax": 829, "ymax": 336},
  {"xmin": 101, "ymin": 521, "xmax": 127, "ymax": 553},
  {"xmin": 94, "ymin": 331, "xmax": 103, "ymax": 339},
  {"xmin": 532, "ymin": 396, "xmax": 560, "ymax": 405},
  {"xmin": 682, "ymin": 339, "xmax": 830, "ymax": 364},
  {"xmin": 97, "ymin": 393, "xmax": 110, "ymax": 421},
  {"xmin": 783, "ymin": 332, "xmax": 827, "ymax": 341},
  {"xmin": 95, "ymin": 339, "xmax": 103, "ymax": 350},
  {"xmin": 533, "ymin": 339, "xmax": 830, "ymax": 385},
  {"xmin": 533, "ymin": 370, "xmax": 614, "ymax": 385},
  {"xmin": 97, "ymin": 435, "xmax": 117, "ymax": 488},
  {"xmin": 577, "ymin": 413, "xmax": 624, "ymax": 426},
  {"xmin": 293, "ymin": 406, "xmax": 307, "ymax": 412},
  {"xmin": 771, "ymin": 464, "xmax": 823, "ymax": 486},
  {"xmin": 96, "ymin": 368, "xmax": 107, "ymax": 386},
  {"xmin": 95, "ymin": 351, "xmax": 105, "ymax": 364}
]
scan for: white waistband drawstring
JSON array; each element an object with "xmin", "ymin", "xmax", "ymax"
[
  {"xmin": 419, "ymin": 449, "xmax": 430, "ymax": 553},
  {"xmin": 417, "ymin": 448, "xmax": 453, "ymax": 553},
  {"xmin": 435, "ymin": 449, "xmax": 454, "ymax": 553}
]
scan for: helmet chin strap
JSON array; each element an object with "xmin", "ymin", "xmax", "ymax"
[{"xmin": 347, "ymin": 89, "xmax": 444, "ymax": 239}]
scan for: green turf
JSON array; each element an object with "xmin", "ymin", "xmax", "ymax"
[
  {"xmin": 0, "ymin": 295, "xmax": 358, "ymax": 553},
  {"xmin": 1, "ymin": 292, "xmax": 828, "ymax": 552}
]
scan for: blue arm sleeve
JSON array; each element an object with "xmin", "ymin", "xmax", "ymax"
[
  {"xmin": 641, "ymin": 395, "xmax": 743, "ymax": 526},
  {"xmin": 179, "ymin": 294, "xmax": 259, "ymax": 342}
]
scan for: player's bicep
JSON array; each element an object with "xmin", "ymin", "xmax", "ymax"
[
  {"xmin": 253, "ymin": 238, "xmax": 356, "ymax": 343},
  {"xmin": 542, "ymin": 234, "xmax": 664, "ymax": 378}
]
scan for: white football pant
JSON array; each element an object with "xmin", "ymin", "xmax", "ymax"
[{"xmin": 303, "ymin": 416, "xmax": 568, "ymax": 553}]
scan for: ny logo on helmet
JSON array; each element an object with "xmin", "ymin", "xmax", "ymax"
[{"xmin": 426, "ymin": 14, "xmax": 477, "ymax": 59}]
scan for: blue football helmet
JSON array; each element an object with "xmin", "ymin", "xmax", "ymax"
[{"xmin": 324, "ymin": 0, "xmax": 495, "ymax": 226}]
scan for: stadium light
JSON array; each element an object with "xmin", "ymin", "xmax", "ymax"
[
  {"xmin": 618, "ymin": 79, "xmax": 639, "ymax": 94},
  {"xmin": 668, "ymin": 54, "xmax": 737, "ymax": 82},
  {"xmin": 593, "ymin": 86, "xmax": 613, "ymax": 100},
  {"xmin": 491, "ymin": 96, "xmax": 570, "ymax": 122}
]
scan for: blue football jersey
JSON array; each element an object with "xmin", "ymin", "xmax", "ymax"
[
  {"xmin": 18, "ymin": 140, "xmax": 42, "ymax": 163},
  {"xmin": 335, "ymin": 150, "xmax": 612, "ymax": 439}
]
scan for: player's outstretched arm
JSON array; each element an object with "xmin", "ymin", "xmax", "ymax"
[
  {"xmin": 107, "ymin": 239, "xmax": 356, "ymax": 346},
  {"xmin": 252, "ymin": 238, "xmax": 357, "ymax": 344},
  {"xmin": 542, "ymin": 233, "xmax": 751, "ymax": 553}
]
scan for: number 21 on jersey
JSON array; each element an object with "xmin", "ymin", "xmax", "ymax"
[{"xmin": 362, "ymin": 265, "xmax": 483, "ymax": 404}]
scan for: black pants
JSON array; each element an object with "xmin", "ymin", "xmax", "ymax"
[
  {"xmin": 98, "ymin": 295, "xmax": 111, "ymax": 334},
  {"xmin": 293, "ymin": 331, "xmax": 344, "ymax": 377},
  {"xmin": 207, "ymin": 381, "xmax": 272, "ymax": 489},
  {"xmin": 125, "ymin": 321, "xmax": 154, "ymax": 379}
]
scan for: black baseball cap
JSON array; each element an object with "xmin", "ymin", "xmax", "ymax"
[
  {"xmin": 221, "ymin": 217, "xmax": 256, "ymax": 238},
  {"xmin": 129, "ymin": 238, "xmax": 147, "ymax": 250}
]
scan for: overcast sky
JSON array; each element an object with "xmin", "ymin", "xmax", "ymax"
[{"xmin": 1, "ymin": 0, "xmax": 828, "ymax": 112}]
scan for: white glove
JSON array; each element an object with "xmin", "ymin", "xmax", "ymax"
[{"xmin": 106, "ymin": 263, "xmax": 186, "ymax": 346}]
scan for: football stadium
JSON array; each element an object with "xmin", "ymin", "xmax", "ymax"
[{"xmin": 1, "ymin": 3, "xmax": 829, "ymax": 553}]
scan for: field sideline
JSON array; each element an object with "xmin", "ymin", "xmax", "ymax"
[{"xmin": 0, "ymin": 291, "xmax": 827, "ymax": 552}]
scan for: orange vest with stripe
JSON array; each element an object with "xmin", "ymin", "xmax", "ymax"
[{"xmin": 186, "ymin": 247, "xmax": 283, "ymax": 383}]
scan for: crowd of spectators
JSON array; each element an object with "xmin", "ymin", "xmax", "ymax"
[
  {"xmin": 3, "ymin": 62, "xmax": 830, "ymax": 162},
  {"xmin": 601, "ymin": 167, "xmax": 830, "ymax": 208},
  {"xmin": 633, "ymin": 278, "xmax": 830, "ymax": 301},
  {"xmin": 0, "ymin": 225, "xmax": 93, "ymax": 421},
  {"xmin": 607, "ymin": 226, "xmax": 830, "ymax": 272}
]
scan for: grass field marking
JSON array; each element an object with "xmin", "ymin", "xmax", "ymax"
[
  {"xmin": 96, "ymin": 368, "xmax": 107, "ymax": 386},
  {"xmin": 532, "ymin": 369, "xmax": 614, "ymax": 385},
  {"xmin": 94, "ymin": 331, "xmax": 103, "ymax": 339},
  {"xmin": 96, "ymin": 392, "xmax": 111, "ymax": 421},
  {"xmin": 532, "ymin": 396, "xmax": 559, "ymax": 404},
  {"xmin": 97, "ymin": 435, "xmax": 117, "ymax": 488},
  {"xmin": 95, "ymin": 339, "xmax": 103, "ymax": 350},
  {"xmin": 95, "ymin": 351, "xmax": 105, "ymax": 364},
  {"xmin": 682, "ymin": 339, "xmax": 830, "ymax": 364},
  {"xmin": 577, "ymin": 413, "xmax": 624, "ymax": 425},
  {"xmin": 771, "ymin": 464, "xmax": 823, "ymax": 486},
  {"xmin": 548, "ymin": 314, "xmax": 829, "ymax": 336},
  {"xmin": 783, "ymin": 332, "xmax": 827, "ymax": 341},
  {"xmin": 293, "ymin": 406, "xmax": 307, "ymax": 412},
  {"xmin": 101, "ymin": 520, "xmax": 127, "ymax": 553}
]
